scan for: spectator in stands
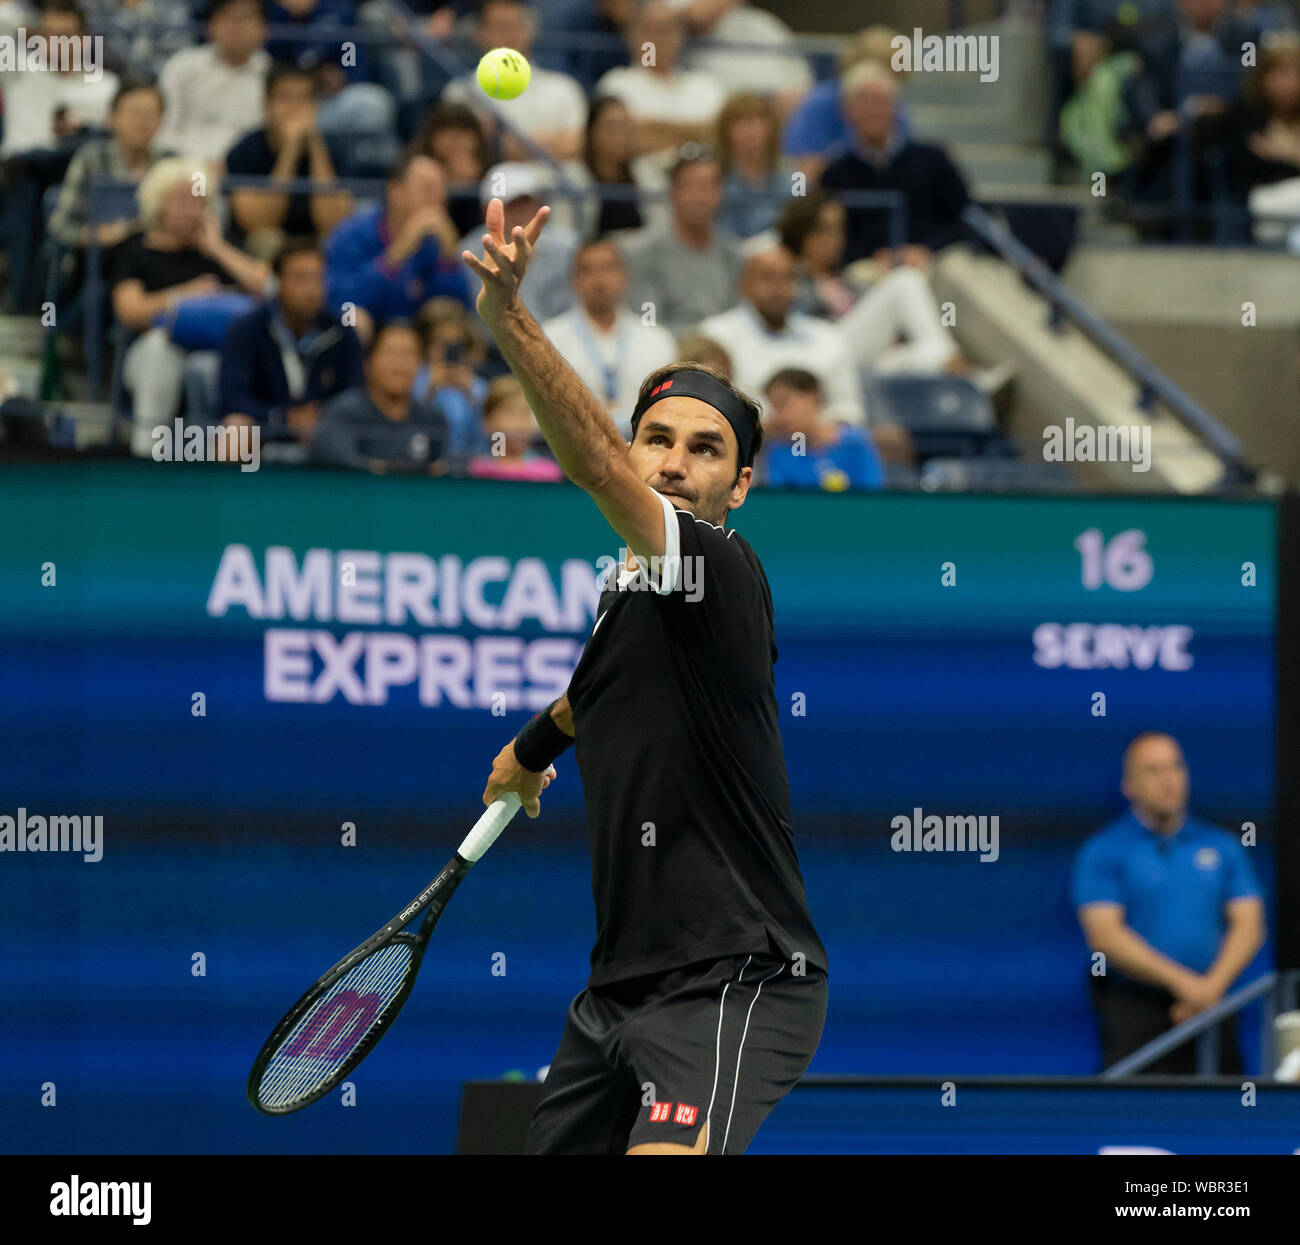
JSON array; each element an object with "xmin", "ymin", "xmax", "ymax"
[
  {"xmin": 1119, "ymin": 0, "xmax": 1262, "ymax": 209},
  {"xmin": 555, "ymin": 0, "xmax": 636, "ymax": 95},
  {"xmin": 1215, "ymin": 34, "xmax": 1300, "ymax": 244},
  {"xmin": 783, "ymin": 25, "xmax": 911, "ymax": 181},
  {"xmin": 112, "ymin": 158, "xmax": 271, "ymax": 455},
  {"xmin": 1072, "ymin": 731, "xmax": 1266, "ymax": 1075},
  {"xmin": 265, "ymin": 0, "xmax": 398, "ymax": 174},
  {"xmin": 457, "ymin": 162, "xmax": 578, "ymax": 323},
  {"xmin": 675, "ymin": 332, "xmax": 733, "ymax": 378},
  {"xmin": 80, "ymin": 0, "xmax": 192, "ymax": 80},
  {"xmin": 1057, "ymin": 22, "xmax": 1142, "ymax": 183},
  {"xmin": 226, "ymin": 64, "xmax": 354, "ymax": 261},
  {"xmin": 0, "ymin": 0, "xmax": 120, "ymax": 310},
  {"xmin": 571, "ymin": 95, "xmax": 645, "ymax": 236},
  {"xmin": 670, "ymin": 0, "xmax": 812, "ymax": 111},
  {"xmin": 777, "ymin": 189, "xmax": 870, "ymax": 319},
  {"xmin": 414, "ymin": 296, "xmax": 489, "ymax": 461},
  {"xmin": 157, "ymin": 0, "xmax": 270, "ymax": 165},
  {"xmin": 414, "ymin": 102, "xmax": 491, "ymax": 238},
  {"xmin": 442, "ymin": 0, "xmax": 588, "ymax": 162},
  {"xmin": 467, "ymin": 376, "xmax": 565, "ymax": 480},
  {"xmin": 48, "ymin": 80, "xmax": 170, "ymax": 254},
  {"xmin": 697, "ymin": 244, "xmax": 962, "ymax": 428},
  {"xmin": 218, "ymin": 239, "xmax": 363, "ymax": 448},
  {"xmin": 541, "ymin": 238, "xmax": 678, "ymax": 437},
  {"xmin": 324, "ymin": 150, "xmax": 471, "ymax": 344},
  {"xmin": 622, "ymin": 151, "xmax": 744, "ymax": 337},
  {"xmin": 716, "ymin": 92, "xmax": 793, "ymax": 239},
  {"xmin": 311, "ymin": 318, "xmax": 449, "ymax": 472},
  {"xmin": 820, "ymin": 61, "xmax": 971, "ymax": 264},
  {"xmin": 595, "ymin": 1, "xmax": 726, "ymax": 156},
  {"xmin": 759, "ymin": 367, "xmax": 883, "ymax": 491}
]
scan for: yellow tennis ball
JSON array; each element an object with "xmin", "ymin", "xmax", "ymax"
[{"xmin": 477, "ymin": 47, "xmax": 531, "ymax": 101}]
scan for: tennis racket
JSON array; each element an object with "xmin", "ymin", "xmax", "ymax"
[{"xmin": 247, "ymin": 792, "xmax": 523, "ymax": 1115}]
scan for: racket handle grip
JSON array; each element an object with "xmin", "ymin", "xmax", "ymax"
[{"xmin": 458, "ymin": 792, "xmax": 522, "ymax": 863}]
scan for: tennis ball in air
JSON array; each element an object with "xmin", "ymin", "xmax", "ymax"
[{"xmin": 477, "ymin": 47, "xmax": 531, "ymax": 101}]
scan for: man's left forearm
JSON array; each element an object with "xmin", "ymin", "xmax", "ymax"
[
  {"xmin": 1205, "ymin": 919, "xmax": 1264, "ymax": 991},
  {"xmin": 483, "ymin": 302, "xmax": 628, "ymax": 489}
]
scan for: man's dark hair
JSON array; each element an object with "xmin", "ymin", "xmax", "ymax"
[
  {"xmin": 207, "ymin": 0, "xmax": 266, "ymax": 20},
  {"xmin": 272, "ymin": 237, "xmax": 323, "ymax": 278},
  {"xmin": 266, "ymin": 62, "xmax": 317, "ymax": 100},
  {"xmin": 40, "ymin": 0, "xmax": 86, "ymax": 29},
  {"xmin": 387, "ymin": 147, "xmax": 436, "ymax": 185},
  {"xmin": 110, "ymin": 79, "xmax": 164, "ymax": 114},
  {"xmin": 1122, "ymin": 730, "xmax": 1182, "ymax": 775},
  {"xmin": 668, "ymin": 144, "xmax": 718, "ymax": 185},
  {"xmin": 630, "ymin": 361, "xmax": 763, "ymax": 484},
  {"xmin": 571, "ymin": 236, "xmax": 624, "ymax": 272},
  {"xmin": 365, "ymin": 318, "xmax": 421, "ymax": 359},
  {"xmin": 764, "ymin": 367, "xmax": 822, "ymax": 397}
]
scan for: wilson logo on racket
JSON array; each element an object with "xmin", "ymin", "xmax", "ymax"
[{"xmin": 284, "ymin": 990, "xmax": 383, "ymax": 1059}]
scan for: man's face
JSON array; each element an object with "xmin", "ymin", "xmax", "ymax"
[
  {"xmin": 486, "ymin": 394, "xmax": 536, "ymax": 451},
  {"xmin": 266, "ymin": 76, "xmax": 316, "ymax": 135},
  {"xmin": 278, "ymin": 253, "xmax": 325, "ymax": 322},
  {"xmin": 431, "ymin": 128, "xmax": 483, "ymax": 182},
  {"xmin": 764, "ymin": 381, "xmax": 819, "ymax": 443},
  {"xmin": 629, "ymin": 397, "xmax": 749, "ymax": 525},
  {"xmin": 1122, "ymin": 736, "xmax": 1190, "ymax": 824},
  {"xmin": 41, "ymin": 12, "xmax": 82, "ymax": 47},
  {"xmin": 112, "ymin": 89, "xmax": 163, "ymax": 150},
  {"xmin": 389, "ymin": 157, "xmax": 446, "ymax": 224},
  {"xmin": 636, "ymin": 4, "xmax": 683, "ymax": 69},
  {"xmin": 573, "ymin": 244, "xmax": 626, "ymax": 312},
  {"xmin": 478, "ymin": 1, "xmax": 533, "ymax": 56},
  {"xmin": 671, "ymin": 161, "xmax": 721, "ymax": 230},
  {"xmin": 367, "ymin": 328, "xmax": 422, "ymax": 398},
  {"xmin": 1181, "ymin": 0, "xmax": 1226, "ymax": 32},
  {"xmin": 844, "ymin": 80, "xmax": 895, "ymax": 149},
  {"xmin": 209, "ymin": 1, "xmax": 268, "ymax": 61},
  {"xmin": 743, "ymin": 250, "xmax": 796, "ymax": 326}
]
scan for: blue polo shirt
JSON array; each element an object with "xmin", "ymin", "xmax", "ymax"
[
  {"xmin": 761, "ymin": 424, "xmax": 883, "ymax": 491},
  {"xmin": 1071, "ymin": 810, "xmax": 1261, "ymax": 978}
]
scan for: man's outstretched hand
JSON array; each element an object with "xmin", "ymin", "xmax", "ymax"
[{"xmin": 461, "ymin": 197, "xmax": 550, "ymax": 324}]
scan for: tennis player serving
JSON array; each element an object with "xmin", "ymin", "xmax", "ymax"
[{"xmin": 463, "ymin": 199, "xmax": 829, "ymax": 1156}]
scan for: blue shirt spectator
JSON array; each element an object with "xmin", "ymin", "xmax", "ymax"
[
  {"xmin": 1073, "ymin": 809, "xmax": 1262, "ymax": 978},
  {"xmin": 324, "ymin": 153, "xmax": 472, "ymax": 332},
  {"xmin": 782, "ymin": 79, "xmax": 912, "ymax": 165},
  {"xmin": 414, "ymin": 364, "xmax": 488, "ymax": 460},
  {"xmin": 218, "ymin": 242, "xmax": 363, "ymax": 440},
  {"xmin": 762, "ymin": 423, "xmax": 883, "ymax": 491}
]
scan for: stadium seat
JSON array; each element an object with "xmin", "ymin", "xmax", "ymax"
[{"xmin": 863, "ymin": 374, "xmax": 1011, "ymax": 462}]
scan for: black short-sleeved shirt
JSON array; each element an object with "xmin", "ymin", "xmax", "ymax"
[
  {"xmin": 110, "ymin": 234, "xmax": 225, "ymax": 294},
  {"xmin": 566, "ymin": 491, "xmax": 828, "ymax": 987},
  {"xmin": 225, "ymin": 128, "xmax": 346, "ymax": 240}
]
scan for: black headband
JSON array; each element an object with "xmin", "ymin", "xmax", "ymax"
[{"xmin": 631, "ymin": 369, "xmax": 756, "ymax": 469}]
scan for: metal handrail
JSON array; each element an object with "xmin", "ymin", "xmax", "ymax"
[
  {"xmin": 961, "ymin": 201, "xmax": 1255, "ymax": 486},
  {"xmin": 1101, "ymin": 969, "xmax": 1300, "ymax": 1079}
]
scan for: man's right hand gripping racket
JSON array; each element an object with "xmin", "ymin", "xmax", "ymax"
[{"xmin": 247, "ymin": 793, "xmax": 522, "ymax": 1115}]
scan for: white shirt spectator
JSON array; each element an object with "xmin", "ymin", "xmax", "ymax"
[
  {"xmin": 0, "ymin": 67, "xmax": 119, "ymax": 156},
  {"xmin": 156, "ymin": 44, "xmax": 270, "ymax": 164},
  {"xmin": 443, "ymin": 68, "xmax": 588, "ymax": 146},
  {"xmin": 595, "ymin": 64, "xmax": 726, "ymax": 128},
  {"xmin": 698, "ymin": 302, "xmax": 866, "ymax": 426},
  {"xmin": 664, "ymin": 0, "xmax": 813, "ymax": 97},
  {"xmin": 542, "ymin": 304, "xmax": 679, "ymax": 437}
]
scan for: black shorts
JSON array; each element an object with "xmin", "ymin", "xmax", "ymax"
[{"xmin": 525, "ymin": 948, "xmax": 828, "ymax": 1155}]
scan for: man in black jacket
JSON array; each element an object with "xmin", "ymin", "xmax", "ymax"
[
  {"xmin": 219, "ymin": 240, "xmax": 363, "ymax": 449},
  {"xmin": 820, "ymin": 60, "xmax": 971, "ymax": 266}
]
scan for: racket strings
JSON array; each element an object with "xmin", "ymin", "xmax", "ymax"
[{"xmin": 256, "ymin": 942, "xmax": 415, "ymax": 1110}]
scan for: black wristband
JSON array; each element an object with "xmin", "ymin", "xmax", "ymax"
[{"xmin": 512, "ymin": 700, "xmax": 574, "ymax": 772}]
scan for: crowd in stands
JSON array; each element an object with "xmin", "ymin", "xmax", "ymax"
[
  {"xmin": 3, "ymin": 0, "xmax": 1288, "ymax": 488},
  {"xmin": 1053, "ymin": 0, "xmax": 1300, "ymax": 241}
]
